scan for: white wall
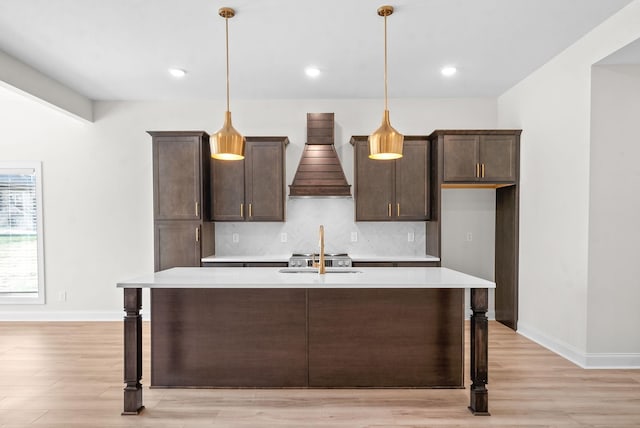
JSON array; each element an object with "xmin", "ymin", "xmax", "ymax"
[
  {"xmin": 0, "ymin": 93, "xmax": 496, "ymax": 319},
  {"xmin": 441, "ymin": 189, "xmax": 496, "ymax": 318},
  {"xmin": 0, "ymin": 88, "xmax": 152, "ymax": 319},
  {"xmin": 587, "ymin": 65, "xmax": 640, "ymax": 361},
  {"xmin": 498, "ymin": 0, "xmax": 640, "ymax": 366}
]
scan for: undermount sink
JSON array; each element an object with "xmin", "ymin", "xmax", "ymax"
[{"xmin": 278, "ymin": 268, "xmax": 362, "ymax": 274}]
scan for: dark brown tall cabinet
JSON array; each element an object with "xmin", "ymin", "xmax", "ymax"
[
  {"xmin": 212, "ymin": 137, "xmax": 288, "ymax": 222},
  {"xmin": 429, "ymin": 130, "xmax": 521, "ymax": 330},
  {"xmin": 351, "ymin": 136, "xmax": 430, "ymax": 221},
  {"xmin": 149, "ymin": 131, "xmax": 214, "ymax": 272}
]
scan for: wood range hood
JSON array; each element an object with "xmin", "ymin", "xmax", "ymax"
[{"xmin": 289, "ymin": 113, "xmax": 352, "ymax": 197}]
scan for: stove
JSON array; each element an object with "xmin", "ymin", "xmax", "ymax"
[{"xmin": 289, "ymin": 253, "xmax": 352, "ymax": 268}]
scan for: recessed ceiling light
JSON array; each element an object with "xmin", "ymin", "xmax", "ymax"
[
  {"xmin": 168, "ymin": 68, "xmax": 187, "ymax": 78},
  {"xmin": 305, "ymin": 66, "xmax": 321, "ymax": 78},
  {"xmin": 441, "ymin": 66, "xmax": 457, "ymax": 77}
]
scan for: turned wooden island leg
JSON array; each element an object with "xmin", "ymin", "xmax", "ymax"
[
  {"xmin": 469, "ymin": 288, "xmax": 490, "ymax": 415},
  {"xmin": 122, "ymin": 288, "xmax": 144, "ymax": 415}
]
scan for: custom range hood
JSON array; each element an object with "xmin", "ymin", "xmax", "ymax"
[{"xmin": 289, "ymin": 113, "xmax": 352, "ymax": 197}]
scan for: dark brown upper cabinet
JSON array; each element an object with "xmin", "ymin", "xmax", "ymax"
[
  {"xmin": 212, "ymin": 137, "xmax": 288, "ymax": 222},
  {"xmin": 351, "ymin": 136, "xmax": 430, "ymax": 221},
  {"xmin": 149, "ymin": 131, "xmax": 214, "ymax": 271},
  {"xmin": 441, "ymin": 133, "xmax": 518, "ymax": 183},
  {"xmin": 151, "ymin": 131, "xmax": 211, "ymax": 221}
]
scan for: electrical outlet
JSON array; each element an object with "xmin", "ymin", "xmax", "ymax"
[
  {"xmin": 57, "ymin": 291, "xmax": 67, "ymax": 302},
  {"xmin": 350, "ymin": 232, "xmax": 358, "ymax": 242},
  {"xmin": 232, "ymin": 233, "xmax": 240, "ymax": 243},
  {"xmin": 407, "ymin": 232, "xmax": 415, "ymax": 242},
  {"xmin": 466, "ymin": 232, "xmax": 473, "ymax": 242},
  {"xmin": 280, "ymin": 232, "xmax": 287, "ymax": 243}
]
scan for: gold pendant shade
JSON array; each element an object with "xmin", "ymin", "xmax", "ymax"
[
  {"xmin": 368, "ymin": 5, "xmax": 403, "ymax": 160},
  {"xmin": 211, "ymin": 111, "xmax": 245, "ymax": 160},
  {"xmin": 211, "ymin": 7, "xmax": 245, "ymax": 161},
  {"xmin": 369, "ymin": 110, "xmax": 403, "ymax": 160}
]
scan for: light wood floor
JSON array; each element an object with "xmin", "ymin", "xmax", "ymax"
[{"xmin": 0, "ymin": 321, "xmax": 638, "ymax": 427}]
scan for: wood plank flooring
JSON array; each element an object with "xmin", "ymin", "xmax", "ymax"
[{"xmin": 0, "ymin": 321, "xmax": 638, "ymax": 427}]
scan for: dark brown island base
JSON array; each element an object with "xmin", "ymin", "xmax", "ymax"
[{"xmin": 118, "ymin": 267, "xmax": 493, "ymax": 416}]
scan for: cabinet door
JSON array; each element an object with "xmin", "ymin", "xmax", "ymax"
[
  {"xmin": 153, "ymin": 136, "xmax": 201, "ymax": 220},
  {"xmin": 395, "ymin": 140, "xmax": 429, "ymax": 220},
  {"xmin": 479, "ymin": 135, "xmax": 516, "ymax": 182},
  {"xmin": 443, "ymin": 135, "xmax": 479, "ymax": 182},
  {"xmin": 212, "ymin": 158, "xmax": 245, "ymax": 221},
  {"xmin": 355, "ymin": 141, "xmax": 395, "ymax": 221},
  {"xmin": 154, "ymin": 221, "xmax": 201, "ymax": 272},
  {"xmin": 245, "ymin": 140, "xmax": 285, "ymax": 221}
]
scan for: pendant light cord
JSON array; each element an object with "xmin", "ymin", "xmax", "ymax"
[
  {"xmin": 384, "ymin": 13, "xmax": 388, "ymax": 111},
  {"xmin": 225, "ymin": 16, "xmax": 230, "ymax": 112}
]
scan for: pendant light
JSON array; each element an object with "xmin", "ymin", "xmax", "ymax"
[
  {"xmin": 368, "ymin": 5, "xmax": 403, "ymax": 160},
  {"xmin": 211, "ymin": 7, "xmax": 245, "ymax": 160}
]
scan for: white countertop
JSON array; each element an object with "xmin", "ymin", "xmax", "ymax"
[
  {"xmin": 201, "ymin": 255, "xmax": 440, "ymax": 263},
  {"xmin": 117, "ymin": 267, "xmax": 494, "ymax": 289}
]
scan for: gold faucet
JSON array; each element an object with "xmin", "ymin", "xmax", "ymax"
[{"xmin": 313, "ymin": 225, "xmax": 326, "ymax": 274}]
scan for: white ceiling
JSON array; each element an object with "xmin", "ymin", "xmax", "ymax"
[{"xmin": 0, "ymin": 0, "xmax": 634, "ymax": 101}]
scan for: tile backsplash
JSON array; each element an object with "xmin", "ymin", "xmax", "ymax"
[{"xmin": 214, "ymin": 198, "xmax": 427, "ymax": 256}]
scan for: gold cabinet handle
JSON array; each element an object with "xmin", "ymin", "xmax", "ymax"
[
  {"xmin": 481, "ymin": 163, "xmax": 485, "ymax": 178},
  {"xmin": 476, "ymin": 163, "xmax": 480, "ymax": 178},
  {"xmin": 195, "ymin": 227, "xmax": 200, "ymax": 242},
  {"xmin": 195, "ymin": 201, "xmax": 199, "ymax": 217},
  {"xmin": 240, "ymin": 203, "xmax": 244, "ymax": 217},
  {"xmin": 388, "ymin": 203, "xmax": 392, "ymax": 217},
  {"xmin": 397, "ymin": 203, "xmax": 400, "ymax": 217},
  {"xmin": 249, "ymin": 203, "xmax": 252, "ymax": 218}
]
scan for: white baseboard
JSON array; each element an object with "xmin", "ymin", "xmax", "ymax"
[
  {"xmin": 517, "ymin": 321, "xmax": 587, "ymax": 367},
  {"xmin": 0, "ymin": 311, "xmax": 150, "ymax": 321},
  {"xmin": 583, "ymin": 353, "xmax": 640, "ymax": 369},
  {"xmin": 517, "ymin": 321, "xmax": 640, "ymax": 369}
]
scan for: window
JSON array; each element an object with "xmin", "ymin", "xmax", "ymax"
[{"xmin": 0, "ymin": 162, "xmax": 45, "ymax": 304}]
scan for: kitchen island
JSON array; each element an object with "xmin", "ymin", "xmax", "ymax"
[{"xmin": 117, "ymin": 267, "xmax": 494, "ymax": 416}]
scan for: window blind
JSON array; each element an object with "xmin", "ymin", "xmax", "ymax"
[{"xmin": 0, "ymin": 169, "xmax": 39, "ymax": 294}]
